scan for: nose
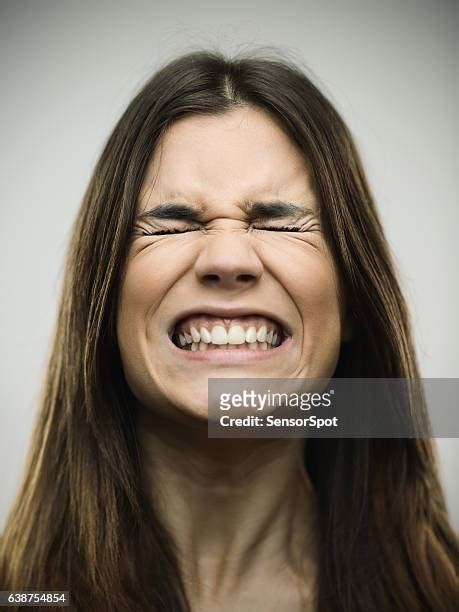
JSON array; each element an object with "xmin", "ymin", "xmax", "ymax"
[{"xmin": 194, "ymin": 230, "xmax": 264, "ymax": 290}]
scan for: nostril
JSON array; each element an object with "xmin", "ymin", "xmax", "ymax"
[
  {"xmin": 202, "ymin": 274, "xmax": 220, "ymax": 283},
  {"xmin": 200, "ymin": 273, "xmax": 257, "ymax": 284},
  {"xmin": 237, "ymin": 274, "xmax": 256, "ymax": 282}
]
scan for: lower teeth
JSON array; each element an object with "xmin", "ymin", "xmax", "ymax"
[{"xmin": 177, "ymin": 340, "xmax": 281, "ymax": 351}]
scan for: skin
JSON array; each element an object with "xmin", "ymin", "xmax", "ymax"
[{"xmin": 117, "ymin": 106, "xmax": 351, "ymax": 611}]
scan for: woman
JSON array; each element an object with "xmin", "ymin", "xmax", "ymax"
[{"xmin": 1, "ymin": 49, "xmax": 457, "ymax": 611}]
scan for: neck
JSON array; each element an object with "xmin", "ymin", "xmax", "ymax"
[{"xmin": 136, "ymin": 406, "xmax": 319, "ymax": 607}]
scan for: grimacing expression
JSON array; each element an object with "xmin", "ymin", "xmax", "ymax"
[{"xmin": 116, "ymin": 106, "xmax": 349, "ymax": 422}]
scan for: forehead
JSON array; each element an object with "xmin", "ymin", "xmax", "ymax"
[{"xmin": 139, "ymin": 106, "xmax": 316, "ymax": 212}]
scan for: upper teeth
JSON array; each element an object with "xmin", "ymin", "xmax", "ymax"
[{"xmin": 176, "ymin": 322, "xmax": 282, "ymax": 349}]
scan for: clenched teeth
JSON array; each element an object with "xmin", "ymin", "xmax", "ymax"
[
  {"xmin": 188, "ymin": 340, "xmax": 273, "ymax": 351},
  {"xmin": 174, "ymin": 317, "xmax": 284, "ymax": 351}
]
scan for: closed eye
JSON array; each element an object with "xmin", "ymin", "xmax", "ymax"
[
  {"xmin": 253, "ymin": 225, "xmax": 302, "ymax": 232},
  {"xmin": 134, "ymin": 226, "xmax": 201, "ymax": 236},
  {"xmin": 134, "ymin": 224, "xmax": 318, "ymax": 237}
]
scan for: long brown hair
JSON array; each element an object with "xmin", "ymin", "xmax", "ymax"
[{"xmin": 1, "ymin": 48, "xmax": 458, "ymax": 611}]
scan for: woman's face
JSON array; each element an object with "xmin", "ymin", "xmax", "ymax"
[{"xmin": 117, "ymin": 106, "xmax": 348, "ymax": 421}]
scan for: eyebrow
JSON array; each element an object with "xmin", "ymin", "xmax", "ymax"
[
  {"xmin": 245, "ymin": 201, "xmax": 315, "ymax": 221},
  {"xmin": 135, "ymin": 200, "xmax": 315, "ymax": 223}
]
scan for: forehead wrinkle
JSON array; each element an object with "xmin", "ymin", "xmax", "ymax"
[
  {"xmin": 138, "ymin": 133, "xmax": 317, "ymax": 215},
  {"xmin": 141, "ymin": 166, "xmax": 316, "ymax": 211}
]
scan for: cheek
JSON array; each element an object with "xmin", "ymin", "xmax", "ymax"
[
  {"xmin": 117, "ymin": 246, "xmax": 183, "ymax": 330},
  {"xmin": 117, "ymin": 272, "xmax": 151, "ymax": 347},
  {"xmin": 115, "ymin": 247, "xmax": 193, "ymax": 396},
  {"xmin": 282, "ymin": 251, "xmax": 343, "ymax": 364},
  {"xmin": 116, "ymin": 258, "xmax": 161, "ymax": 377},
  {"xmin": 285, "ymin": 250, "xmax": 341, "ymax": 318},
  {"xmin": 116, "ymin": 265, "xmax": 166, "ymax": 410}
]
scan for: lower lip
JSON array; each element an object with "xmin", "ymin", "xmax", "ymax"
[{"xmin": 167, "ymin": 335, "xmax": 293, "ymax": 363}]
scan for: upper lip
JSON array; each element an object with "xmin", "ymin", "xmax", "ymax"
[{"xmin": 168, "ymin": 305, "xmax": 292, "ymax": 337}]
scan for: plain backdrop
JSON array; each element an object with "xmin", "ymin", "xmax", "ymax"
[{"xmin": 1, "ymin": 0, "xmax": 457, "ymax": 530}]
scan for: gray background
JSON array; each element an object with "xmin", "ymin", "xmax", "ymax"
[{"xmin": 1, "ymin": 0, "xmax": 457, "ymax": 530}]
